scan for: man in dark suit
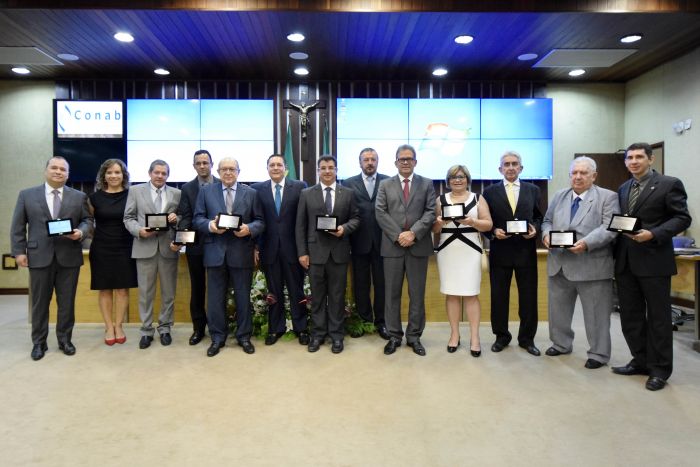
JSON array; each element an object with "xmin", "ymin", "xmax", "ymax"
[
  {"xmin": 612, "ymin": 142, "xmax": 691, "ymax": 391},
  {"xmin": 11, "ymin": 156, "xmax": 92, "ymax": 360},
  {"xmin": 296, "ymin": 155, "xmax": 360, "ymax": 354},
  {"xmin": 178, "ymin": 149, "xmax": 219, "ymax": 345},
  {"xmin": 482, "ymin": 151, "xmax": 543, "ymax": 356},
  {"xmin": 194, "ymin": 157, "xmax": 264, "ymax": 357},
  {"xmin": 252, "ymin": 154, "xmax": 309, "ymax": 346},
  {"xmin": 343, "ymin": 148, "xmax": 390, "ymax": 339},
  {"xmin": 375, "ymin": 144, "xmax": 436, "ymax": 356}
]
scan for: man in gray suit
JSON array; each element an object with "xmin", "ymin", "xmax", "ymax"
[
  {"xmin": 11, "ymin": 156, "xmax": 92, "ymax": 360},
  {"xmin": 123, "ymin": 159, "xmax": 181, "ymax": 349},
  {"xmin": 541, "ymin": 156, "xmax": 619, "ymax": 369},
  {"xmin": 375, "ymin": 144, "xmax": 436, "ymax": 356},
  {"xmin": 296, "ymin": 155, "xmax": 360, "ymax": 354}
]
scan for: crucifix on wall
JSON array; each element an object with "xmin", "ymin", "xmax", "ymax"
[{"xmin": 283, "ymin": 100, "xmax": 326, "ymax": 139}]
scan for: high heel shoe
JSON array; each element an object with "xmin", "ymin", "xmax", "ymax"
[
  {"xmin": 115, "ymin": 335, "xmax": 127, "ymax": 344},
  {"xmin": 447, "ymin": 339, "xmax": 461, "ymax": 353},
  {"xmin": 470, "ymin": 341, "xmax": 481, "ymax": 358},
  {"xmin": 105, "ymin": 332, "xmax": 116, "ymax": 346}
]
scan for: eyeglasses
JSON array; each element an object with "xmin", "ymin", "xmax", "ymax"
[
  {"xmin": 397, "ymin": 158, "xmax": 416, "ymax": 164},
  {"xmin": 449, "ymin": 175, "xmax": 467, "ymax": 181},
  {"xmin": 219, "ymin": 167, "xmax": 239, "ymax": 173}
]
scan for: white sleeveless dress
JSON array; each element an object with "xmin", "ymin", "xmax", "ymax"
[{"xmin": 436, "ymin": 192, "xmax": 483, "ymax": 296}]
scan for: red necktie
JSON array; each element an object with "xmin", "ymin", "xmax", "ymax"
[{"xmin": 403, "ymin": 178, "xmax": 410, "ymax": 203}]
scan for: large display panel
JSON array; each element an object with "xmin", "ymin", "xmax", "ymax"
[
  {"xmin": 336, "ymin": 98, "xmax": 553, "ymax": 180},
  {"xmin": 127, "ymin": 99, "xmax": 274, "ymax": 182}
]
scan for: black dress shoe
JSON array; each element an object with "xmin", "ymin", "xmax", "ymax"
[
  {"xmin": 407, "ymin": 340, "xmax": 426, "ymax": 356},
  {"xmin": 383, "ymin": 337, "xmax": 401, "ymax": 355},
  {"xmin": 545, "ymin": 346, "xmax": 565, "ymax": 356},
  {"xmin": 139, "ymin": 336, "xmax": 154, "ymax": 349},
  {"xmin": 491, "ymin": 341, "xmax": 508, "ymax": 353},
  {"xmin": 447, "ymin": 339, "xmax": 461, "ymax": 353},
  {"xmin": 519, "ymin": 343, "xmax": 541, "ymax": 356},
  {"xmin": 331, "ymin": 340, "xmax": 344, "ymax": 354},
  {"xmin": 297, "ymin": 331, "xmax": 310, "ymax": 346},
  {"xmin": 31, "ymin": 343, "xmax": 48, "ymax": 361},
  {"xmin": 308, "ymin": 337, "xmax": 322, "ymax": 353},
  {"xmin": 189, "ymin": 331, "xmax": 205, "ymax": 346},
  {"xmin": 238, "ymin": 340, "xmax": 255, "ymax": 354},
  {"xmin": 376, "ymin": 325, "xmax": 391, "ymax": 340},
  {"xmin": 58, "ymin": 341, "xmax": 76, "ymax": 356},
  {"xmin": 265, "ymin": 332, "xmax": 285, "ymax": 346},
  {"xmin": 159, "ymin": 333, "xmax": 172, "ymax": 346},
  {"xmin": 584, "ymin": 359, "xmax": 605, "ymax": 369},
  {"xmin": 207, "ymin": 341, "xmax": 225, "ymax": 357},
  {"xmin": 611, "ymin": 363, "xmax": 649, "ymax": 376},
  {"xmin": 645, "ymin": 376, "xmax": 667, "ymax": 391}
]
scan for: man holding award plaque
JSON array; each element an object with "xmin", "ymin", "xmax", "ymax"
[
  {"xmin": 194, "ymin": 158, "xmax": 264, "ymax": 357},
  {"xmin": 123, "ymin": 160, "xmax": 181, "ymax": 350},
  {"xmin": 541, "ymin": 157, "xmax": 619, "ymax": 369},
  {"xmin": 612, "ymin": 143, "xmax": 691, "ymax": 391},
  {"xmin": 295, "ymin": 155, "xmax": 360, "ymax": 354},
  {"xmin": 482, "ymin": 151, "xmax": 543, "ymax": 356},
  {"xmin": 11, "ymin": 156, "xmax": 92, "ymax": 360}
]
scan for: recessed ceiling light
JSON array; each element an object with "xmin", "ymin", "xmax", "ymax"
[
  {"xmin": 569, "ymin": 69, "xmax": 586, "ymax": 77},
  {"xmin": 454, "ymin": 35, "xmax": 474, "ymax": 45},
  {"xmin": 294, "ymin": 67, "xmax": 309, "ymax": 76},
  {"xmin": 432, "ymin": 68, "xmax": 448, "ymax": 77},
  {"xmin": 11, "ymin": 67, "xmax": 30, "ymax": 75},
  {"xmin": 518, "ymin": 53, "xmax": 538, "ymax": 61},
  {"xmin": 289, "ymin": 52, "xmax": 309, "ymax": 60},
  {"xmin": 287, "ymin": 33, "xmax": 305, "ymax": 42},
  {"xmin": 154, "ymin": 68, "xmax": 170, "ymax": 76},
  {"xmin": 114, "ymin": 32, "xmax": 134, "ymax": 43},
  {"xmin": 57, "ymin": 53, "xmax": 79, "ymax": 61},
  {"xmin": 620, "ymin": 34, "xmax": 643, "ymax": 44}
]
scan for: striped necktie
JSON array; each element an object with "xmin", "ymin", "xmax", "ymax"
[{"xmin": 628, "ymin": 181, "xmax": 641, "ymax": 213}]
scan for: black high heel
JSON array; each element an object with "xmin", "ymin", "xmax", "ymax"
[
  {"xmin": 447, "ymin": 338, "xmax": 461, "ymax": 353},
  {"xmin": 470, "ymin": 341, "xmax": 481, "ymax": 358}
]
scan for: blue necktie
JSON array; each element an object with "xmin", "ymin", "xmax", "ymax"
[
  {"xmin": 274, "ymin": 184, "xmax": 282, "ymax": 215},
  {"xmin": 570, "ymin": 196, "xmax": 581, "ymax": 222},
  {"xmin": 325, "ymin": 187, "xmax": 333, "ymax": 214}
]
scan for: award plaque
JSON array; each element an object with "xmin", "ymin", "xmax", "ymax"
[
  {"xmin": 316, "ymin": 215, "xmax": 338, "ymax": 232},
  {"xmin": 549, "ymin": 230, "xmax": 577, "ymax": 248},
  {"xmin": 607, "ymin": 214, "xmax": 640, "ymax": 233},
  {"xmin": 145, "ymin": 213, "xmax": 169, "ymax": 231},
  {"xmin": 174, "ymin": 230, "xmax": 197, "ymax": 245},
  {"xmin": 506, "ymin": 219, "xmax": 528, "ymax": 235},
  {"xmin": 442, "ymin": 203, "xmax": 466, "ymax": 221},
  {"xmin": 46, "ymin": 218, "xmax": 73, "ymax": 237},
  {"xmin": 216, "ymin": 213, "xmax": 242, "ymax": 231}
]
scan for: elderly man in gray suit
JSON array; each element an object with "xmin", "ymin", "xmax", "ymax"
[
  {"xmin": 123, "ymin": 159, "xmax": 181, "ymax": 350},
  {"xmin": 11, "ymin": 156, "xmax": 92, "ymax": 360},
  {"xmin": 376, "ymin": 144, "xmax": 436, "ymax": 356},
  {"xmin": 541, "ymin": 156, "xmax": 619, "ymax": 369}
]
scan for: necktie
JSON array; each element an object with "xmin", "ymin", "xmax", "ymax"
[
  {"xmin": 366, "ymin": 176, "xmax": 375, "ymax": 197},
  {"xmin": 274, "ymin": 184, "xmax": 282, "ymax": 215},
  {"xmin": 52, "ymin": 189, "xmax": 61, "ymax": 219},
  {"xmin": 570, "ymin": 196, "xmax": 581, "ymax": 222},
  {"xmin": 628, "ymin": 181, "xmax": 641, "ymax": 213},
  {"xmin": 505, "ymin": 182, "xmax": 516, "ymax": 214},
  {"xmin": 324, "ymin": 187, "xmax": 333, "ymax": 215},
  {"xmin": 403, "ymin": 178, "xmax": 410, "ymax": 204},
  {"xmin": 154, "ymin": 188, "xmax": 162, "ymax": 213},
  {"xmin": 225, "ymin": 187, "xmax": 233, "ymax": 214}
]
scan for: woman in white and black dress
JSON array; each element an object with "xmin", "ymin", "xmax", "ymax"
[{"xmin": 433, "ymin": 165, "xmax": 493, "ymax": 357}]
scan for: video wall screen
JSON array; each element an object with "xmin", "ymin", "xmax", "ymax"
[
  {"xmin": 127, "ymin": 99, "xmax": 274, "ymax": 182},
  {"xmin": 336, "ymin": 98, "xmax": 552, "ymax": 180}
]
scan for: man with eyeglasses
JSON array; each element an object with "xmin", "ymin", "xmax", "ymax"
[
  {"xmin": 194, "ymin": 158, "xmax": 264, "ymax": 357},
  {"xmin": 375, "ymin": 144, "xmax": 436, "ymax": 356}
]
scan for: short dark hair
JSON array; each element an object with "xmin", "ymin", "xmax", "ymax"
[
  {"xmin": 317, "ymin": 155, "xmax": 337, "ymax": 168},
  {"xmin": 359, "ymin": 147, "xmax": 377, "ymax": 161},
  {"xmin": 46, "ymin": 156, "xmax": 69, "ymax": 169},
  {"xmin": 267, "ymin": 154, "xmax": 286, "ymax": 166},
  {"xmin": 626, "ymin": 142, "xmax": 653, "ymax": 158},
  {"xmin": 193, "ymin": 150, "xmax": 212, "ymax": 164},
  {"xmin": 395, "ymin": 144, "xmax": 416, "ymax": 160},
  {"xmin": 96, "ymin": 159, "xmax": 130, "ymax": 191},
  {"xmin": 149, "ymin": 159, "xmax": 170, "ymax": 175}
]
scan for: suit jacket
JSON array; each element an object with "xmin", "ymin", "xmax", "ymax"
[
  {"xmin": 295, "ymin": 183, "xmax": 360, "ymax": 265},
  {"xmin": 251, "ymin": 178, "xmax": 307, "ymax": 265},
  {"xmin": 343, "ymin": 172, "xmax": 389, "ymax": 255},
  {"xmin": 193, "ymin": 182, "xmax": 264, "ymax": 268},
  {"xmin": 542, "ymin": 185, "xmax": 619, "ymax": 281},
  {"xmin": 614, "ymin": 170, "xmax": 691, "ymax": 276},
  {"xmin": 123, "ymin": 183, "xmax": 181, "ymax": 259},
  {"xmin": 482, "ymin": 180, "xmax": 543, "ymax": 267},
  {"xmin": 178, "ymin": 175, "xmax": 219, "ymax": 256},
  {"xmin": 375, "ymin": 174, "xmax": 436, "ymax": 258},
  {"xmin": 11, "ymin": 185, "xmax": 92, "ymax": 269}
]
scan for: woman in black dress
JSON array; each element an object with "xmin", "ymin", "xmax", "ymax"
[{"xmin": 88, "ymin": 159, "xmax": 137, "ymax": 345}]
